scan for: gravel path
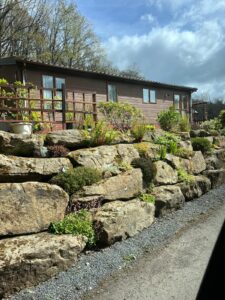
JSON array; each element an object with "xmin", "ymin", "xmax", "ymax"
[{"xmin": 11, "ymin": 185, "xmax": 225, "ymax": 300}]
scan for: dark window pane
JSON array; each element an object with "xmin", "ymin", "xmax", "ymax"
[{"xmin": 182, "ymin": 95, "xmax": 188, "ymax": 110}]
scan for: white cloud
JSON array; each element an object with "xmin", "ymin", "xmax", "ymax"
[
  {"xmin": 140, "ymin": 13, "xmax": 156, "ymax": 24},
  {"xmin": 105, "ymin": 0, "xmax": 225, "ymax": 98}
]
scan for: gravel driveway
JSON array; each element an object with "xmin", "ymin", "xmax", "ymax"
[{"xmin": 11, "ymin": 185, "xmax": 225, "ymax": 300}]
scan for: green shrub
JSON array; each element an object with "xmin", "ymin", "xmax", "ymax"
[
  {"xmin": 132, "ymin": 157, "xmax": 153, "ymax": 184},
  {"xmin": 139, "ymin": 193, "xmax": 155, "ymax": 204},
  {"xmin": 50, "ymin": 167, "xmax": 102, "ymax": 195},
  {"xmin": 131, "ymin": 123, "xmax": 152, "ymax": 142},
  {"xmin": 219, "ymin": 110, "xmax": 225, "ymax": 128},
  {"xmin": 178, "ymin": 116, "xmax": 191, "ymax": 132},
  {"xmin": 191, "ymin": 137, "xmax": 212, "ymax": 154},
  {"xmin": 49, "ymin": 210, "xmax": 96, "ymax": 246},
  {"xmin": 222, "ymin": 128, "xmax": 225, "ymax": 136},
  {"xmin": 177, "ymin": 168, "xmax": 195, "ymax": 184},
  {"xmin": 175, "ymin": 147, "xmax": 193, "ymax": 159},
  {"xmin": 154, "ymin": 132, "xmax": 180, "ymax": 155},
  {"xmin": 200, "ymin": 118, "xmax": 221, "ymax": 131},
  {"xmin": 158, "ymin": 145, "xmax": 167, "ymax": 160},
  {"xmin": 209, "ymin": 130, "xmax": 219, "ymax": 137},
  {"xmin": 134, "ymin": 142, "xmax": 149, "ymax": 157},
  {"xmin": 167, "ymin": 141, "xmax": 177, "ymax": 154},
  {"xmin": 84, "ymin": 120, "xmax": 118, "ymax": 146},
  {"xmin": 98, "ymin": 101, "xmax": 143, "ymax": 132},
  {"xmin": 157, "ymin": 106, "xmax": 180, "ymax": 131}
]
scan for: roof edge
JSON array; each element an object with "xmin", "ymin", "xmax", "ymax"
[{"xmin": 0, "ymin": 56, "xmax": 198, "ymax": 92}]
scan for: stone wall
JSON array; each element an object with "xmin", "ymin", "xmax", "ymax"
[{"xmin": 0, "ymin": 129, "xmax": 225, "ymax": 297}]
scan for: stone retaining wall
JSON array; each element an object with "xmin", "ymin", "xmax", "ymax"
[{"xmin": 0, "ymin": 130, "xmax": 225, "ymax": 297}]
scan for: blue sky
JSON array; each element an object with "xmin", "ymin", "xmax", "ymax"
[{"xmin": 75, "ymin": 0, "xmax": 225, "ymax": 99}]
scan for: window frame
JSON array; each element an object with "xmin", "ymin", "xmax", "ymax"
[
  {"xmin": 142, "ymin": 88, "xmax": 157, "ymax": 104},
  {"xmin": 42, "ymin": 75, "xmax": 65, "ymax": 109},
  {"xmin": 107, "ymin": 83, "xmax": 118, "ymax": 102}
]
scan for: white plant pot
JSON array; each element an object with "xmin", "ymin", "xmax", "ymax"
[{"xmin": 10, "ymin": 122, "xmax": 33, "ymax": 135}]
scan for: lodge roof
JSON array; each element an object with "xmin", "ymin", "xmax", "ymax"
[{"xmin": 0, "ymin": 57, "xmax": 198, "ymax": 92}]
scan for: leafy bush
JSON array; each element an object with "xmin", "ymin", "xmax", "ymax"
[
  {"xmin": 154, "ymin": 132, "xmax": 180, "ymax": 155},
  {"xmin": 49, "ymin": 210, "xmax": 96, "ymax": 246},
  {"xmin": 132, "ymin": 157, "xmax": 153, "ymax": 184},
  {"xmin": 219, "ymin": 110, "xmax": 225, "ymax": 128},
  {"xmin": 50, "ymin": 167, "xmax": 102, "ymax": 195},
  {"xmin": 134, "ymin": 142, "xmax": 149, "ymax": 157},
  {"xmin": 178, "ymin": 116, "xmax": 191, "ymax": 132},
  {"xmin": 200, "ymin": 118, "xmax": 221, "ymax": 131},
  {"xmin": 191, "ymin": 137, "xmax": 212, "ymax": 154},
  {"xmin": 158, "ymin": 145, "xmax": 167, "ymax": 160},
  {"xmin": 98, "ymin": 102, "xmax": 143, "ymax": 132},
  {"xmin": 84, "ymin": 121, "xmax": 118, "ymax": 146},
  {"xmin": 118, "ymin": 162, "xmax": 133, "ymax": 172},
  {"xmin": 139, "ymin": 193, "xmax": 155, "ymax": 204},
  {"xmin": 209, "ymin": 130, "xmax": 219, "ymax": 137},
  {"xmin": 177, "ymin": 168, "xmax": 195, "ymax": 184},
  {"xmin": 175, "ymin": 147, "xmax": 193, "ymax": 159},
  {"xmin": 157, "ymin": 106, "xmax": 180, "ymax": 131},
  {"xmin": 222, "ymin": 128, "xmax": 225, "ymax": 136},
  {"xmin": 131, "ymin": 124, "xmax": 149, "ymax": 142},
  {"xmin": 47, "ymin": 145, "xmax": 69, "ymax": 157}
]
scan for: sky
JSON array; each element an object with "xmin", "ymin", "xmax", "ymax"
[{"xmin": 75, "ymin": 0, "xmax": 225, "ymax": 99}]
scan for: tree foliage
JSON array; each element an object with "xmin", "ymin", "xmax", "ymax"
[{"xmin": 0, "ymin": 0, "xmax": 145, "ymax": 78}]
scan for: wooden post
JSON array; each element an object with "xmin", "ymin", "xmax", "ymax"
[
  {"xmin": 93, "ymin": 93, "xmax": 97, "ymax": 122},
  {"xmin": 62, "ymin": 84, "xmax": 66, "ymax": 130}
]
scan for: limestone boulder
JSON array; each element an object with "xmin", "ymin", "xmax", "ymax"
[
  {"xmin": 190, "ymin": 129, "xmax": 210, "ymax": 138},
  {"xmin": 153, "ymin": 161, "xmax": 178, "ymax": 185},
  {"xmin": 0, "ymin": 131, "xmax": 44, "ymax": 156},
  {"xmin": 68, "ymin": 144, "xmax": 139, "ymax": 171},
  {"xmin": 151, "ymin": 185, "xmax": 185, "ymax": 217},
  {"xmin": 178, "ymin": 140, "xmax": 193, "ymax": 151},
  {"xmin": 0, "ymin": 154, "xmax": 73, "ymax": 182},
  {"xmin": 178, "ymin": 175, "xmax": 211, "ymax": 201},
  {"xmin": 203, "ymin": 169, "xmax": 225, "ymax": 188},
  {"xmin": 75, "ymin": 169, "xmax": 143, "ymax": 201},
  {"xmin": 165, "ymin": 154, "xmax": 190, "ymax": 171},
  {"xmin": 134, "ymin": 142, "xmax": 160, "ymax": 160},
  {"xmin": 178, "ymin": 132, "xmax": 191, "ymax": 141},
  {"xmin": 190, "ymin": 151, "xmax": 206, "ymax": 174},
  {"xmin": 46, "ymin": 129, "xmax": 87, "ymax": 149},
  {"xmin": 0, "ymin": 233, "xmax": 86, "ymax": 298},
  {"xmin": 0, "ymin": 182, "xmax": 69, "ymax": 236},
  {"xmin": 205, "ymin": 150, "xmax": 225, "ymax": 170},
  {"xmin": 94, "ymin": 199, "xmax": 155, "ymax": 245}
]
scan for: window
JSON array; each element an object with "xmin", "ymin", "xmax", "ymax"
[
  {"xmin": 150, "ymin": 90, "xmax": 156, "ymax": 103},
  {"xmin": 143, "ymin": 89, "xmax": 156, "ymax": 103},
  {"xmin": 143, "ymin": 89, "xmax": 149, "ymax": 103},
  {"xmin": 42, "ymin": 75, "xmax": 65, "ymax": 109},
  {"xmin": 55, "ymin": 78, "xmax": 65, "ymax": 100},
  {"xmin": 174, "ymin": 94, "xmax": 180, "ymax": 110},
  {"xmin": 43, "ymin": 75, "xmax": 53, "ymax": 100},
  {"xmin": 182, "ymin": 95, "xmax": 188, "ymax": 110},
  {"xmin": 108, "ymin": 84, "xmax": 117, "ymax": 102}
]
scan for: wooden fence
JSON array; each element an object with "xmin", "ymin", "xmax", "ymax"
[{"xmin": 0, "ymin": 83, "xmax": 97, "ymax": 130}]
